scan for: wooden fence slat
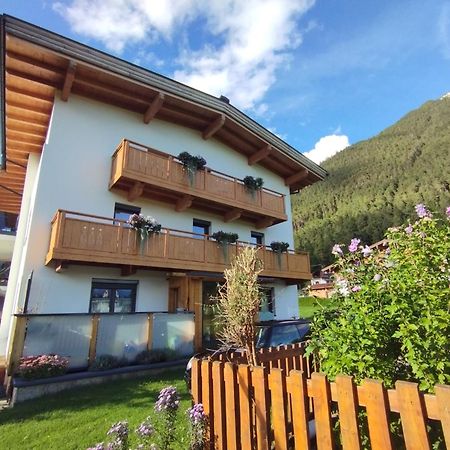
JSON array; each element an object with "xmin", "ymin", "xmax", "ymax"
[
  {"xmin": 212, "ymin": 361, "xmax": 226, "ymax": 450},
  {"xmin": 201, "ymin": 360, "xmax": 214, "ymax": 448},
  {"xmin": 435, "ymin": 385, "xmax": 450, "ymax": 448},
  {"xmin": 362, "ymin": 379, "xmax": 393, "ymax": 450},
  {"xmin": 395, "ymin": 381, "xmax": 430, "ymax": 450},
  {"xmin": 311, "ymin": 372, "xmax": 334, "ymax": 450},
  {"xmin": 224, "ymin": 362, "xmax": 239, "ymax": 450},
  {"xmin": 252, "ymin": 366, "xmax": 270, "ymax": 450},
  {"xmin": 287, "ymin": 370, "xmax": 311, "ymax": 450},
  {"xmin": 336, "ymin": 375, "xmax": 361, "ymax": 450},
  {"xmin": 237, "ymin": 364, "xmax": 253, "ymax": 450},
  {"xmin": 191, "ymin": 358, "xmax": 201, "ymax": 405},
  {"xmin": 268, "ymin": 368, "xmax": 289, "ymax": 450}
]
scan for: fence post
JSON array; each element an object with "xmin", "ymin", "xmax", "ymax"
[
  {"xmin": 311, "ymin": 372, "xmax": 334, "ymax": 450},
  {"xmin": 212, "ymin": 361, "xmax": 226, "ymax": 450},
  {"xmin": 224, "ymin": 362, "xmax": 239, "ymax": 450},
  {"xmin": 361, "ymin": 379, "xmax": 393, "ymax": 450},
  {"xmin": 146, "ymin": 313, "xmax": 153, "ymax": 351},
  {"xmin": 335, "ymin": 375, "xmax": 361, "ymax": 450},
  {"xmin": 395, "ymin": 380, "xmax": 430, "ymax": 450},
  {"xmin": 88, "ymin": 314, "xmax": 100, "ymax": 365},
  {"xmin": 201, "ymin": 360, "xmax": 214, "ymax": 448},
  {"xmin": 269, "ymin": 368, "xmax": 289, "ymax": 450},
  {"xmin": 6, "ymin": 315, "xmax": 27, "ymax": 376},
  {"xmin": 287, "ymin": 370, "xmax": 311, "ymax": 450},
  {"xmin": 238, "ymin": 364, "xmax": 253, "ymax": 449},
  {"xmin": 252, "ymin": 365, "xmax": 270, "ymax": 450},
  {"xmin": 191, "ymin": 358, "xmax": 201, "ymax": 405},
  {"xmin": 435, "ymin": 385, "xmax": 450, "ymax": 448}
]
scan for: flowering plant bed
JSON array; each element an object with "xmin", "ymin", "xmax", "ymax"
[
  {"xmin": 16, "ymin": 354, "xmax": 69, "ymax": 380},
  {"xmin": 127, "ymin": 214, "xmax": 161, "ymax": 236},
  {"xmin": 269, "ymin": 241, "xmax": 289, "ymax": 253},
  {"xmin": 243, "ymin": 175, "xmax": 264, "ymax": 195}
]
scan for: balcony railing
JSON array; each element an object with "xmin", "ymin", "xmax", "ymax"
[
  {"xmin": 46, "ymin": 211, "xmax": 311, "ymax": 281},
  {"xmin": 109, "ymin": 140, "xmax": 287, "ymax": 228}
]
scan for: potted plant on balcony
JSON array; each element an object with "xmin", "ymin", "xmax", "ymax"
[
  {"xmin": 270, "ymin": 241, "xmax": 289, "ymax": 268},
  {"xmin": 177, "ymin": 151, "xmax": 207, "ymax": 186},
  {"xmin": 128, "ymin": 214, "xmax": 162, "ymax": 253},
  {"xmin": 212, "ymin": 230, "xmax": 239, "ymax": 261},
  {"xmin": 243, "ymin": 176, "xmax": 264, "ymax": 199}
]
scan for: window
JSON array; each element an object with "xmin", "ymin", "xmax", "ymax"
[
  {"xmin": 193, "ymin": 219, "xmax": 211, "ymax": 237},
  {"xmin": 114, "ymin": 203, "xmax": 141, "ymax": 223},
  {"xmin": 89, "ymin": 280, "xmax": 137, "ymax": 313},
  {"xmin": 260, "ymin": 286, "xmax": 274, "ymax": 314},
  {"xmin": 250, "ymin": 231, "xmax": 265, "ymax": 246}
]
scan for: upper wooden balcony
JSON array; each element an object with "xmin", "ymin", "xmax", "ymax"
[
  {"xmin": 46, "ymin": 211, "xmax": 311, "ymax": 282},
  {"xmin": 109, "ymin": 140, "xmax": 287, "ymax": 229}
]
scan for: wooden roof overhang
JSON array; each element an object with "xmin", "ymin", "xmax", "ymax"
[{"xmin": 0, "ymin": 15, "xmax": 327, "ymax": 214}]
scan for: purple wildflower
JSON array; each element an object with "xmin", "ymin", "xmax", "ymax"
[
  {"xmin": 415, "ymin": 204, "xmax": 432, "ymax": 218},
  {"xmin": 87, "ymin": 444, "xmax": 105, "ymax": 450},
  {"xmin": 361, "ymin": 245, "xmax": 372, "ymax": 257},
  {"xmin": 135, "ymin": 418, "xmax": 154, "ymax": 439},
  {"xmin": 373, "ymin": 274, "xmax": 382, "ymax": 282},
  {"xmin": 405, "ymin": 224, "xmax": 413, "ymax": 234},
  {"xmin": 155, "ymin": 386, "xmax": 180, "ymax": 412},
  {"xmin": 348, "ymin": 238, "xmax": 361, "ymax": 253},
  {"xmin": 352, "ymin": 285, "xmax": 361, "ymax": 292},
  {"xmin": 446, "ymin": 206, "xmax": 450, "ymax": 219},
  {"xmin": 332, "ymin": 244, "xmax": 343, "ymax": 257},
  {"xmin": 188, "ymin": 403, "xmax": 207, "ymax": 425},
  {"xmin": 107, "ymin": 422, "xmax": 128, "ymax": 438}
]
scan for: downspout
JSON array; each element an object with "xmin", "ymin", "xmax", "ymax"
[{"xmin": 0, "ymin": 15, "xmax": 6, "ymax": 171}]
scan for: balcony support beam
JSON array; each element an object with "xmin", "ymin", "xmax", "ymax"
[
  {"xmin": 224, "ymin": 208, "xmax": 242, "ymax": 223},
  {"xmin": 285, "ymin": 169, "xmax": 309, "ymax": 186},
  {"xmin": 61, "ymin": 61, "xmax": 77, "ymax": 102},
  {"xmin": 248, "ymin": 144, "xmax": 271, "ymax": 166},
  {"xmin": 255, "ymin": 217, "xmax": 274, "ymax": 230},
  {"xmin": 202, "ymin": 114, "xmax": 225, "ymax": 140},
  {"xmin": 121, "ymin": 265, "xmax": 137, "ymax": 276},
  {"xmin": 143, "ymin": 92, "xmax": 165, "ymax": 124},
  {"xmin": 175, "ymin": 195, "xmax": 193, "ymax": 212},
  {"xmin": 55, "ymin": 260, "xmax": 68, "ymax": 273},
  {"xmin": 127, "ymin": 182, "xmax": 144, "ymax": 202}
]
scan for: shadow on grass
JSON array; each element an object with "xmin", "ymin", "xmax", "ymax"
[{"xmin": 0, "ymin": 368, "xmax": 190, "ymax": 426}]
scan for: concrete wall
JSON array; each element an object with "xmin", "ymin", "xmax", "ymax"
[{"xmin": 3, "ymin": 94, "xmax": 299, "ymax": 343}]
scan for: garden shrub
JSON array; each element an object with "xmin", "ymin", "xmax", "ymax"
[
  {"xmin": 135, "ymin": 349, "xmax": 180, "ymax": 365},
  {"xmin": 308, "ymin": 205, "xmax": 450, "ymax": 392},
  {"xmin": 88, "ymin": 354, "xmax": 127, "ymax": 371},
  {"xmin": 16, "ymin": 354, "xmax": 69, "ymax": 380}
]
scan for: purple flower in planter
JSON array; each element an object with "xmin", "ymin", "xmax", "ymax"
[
  {"xmin": 348, "ymin": 238, "xmax": 360, "ymax": 253},
  {"xmin": 155, "ymin": 386, "xmax": 180, "ymax": 412},
  {"xmin": 415, "ymin": 204, "xmax": 432, "ymax": 219},
  {"xmin": 405, "ymin": 224, "xmax": 413, "ymax": 234}
]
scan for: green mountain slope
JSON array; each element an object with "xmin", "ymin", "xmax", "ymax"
[{"xmin": 292, "ymin": 96, "xmax": 450, "ymax": 269}]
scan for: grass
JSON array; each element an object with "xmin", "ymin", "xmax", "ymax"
[
  {"xmin": 0, "ymin": 368, "xmax": 191, "ymax": 450},
  {"xmin": 298, "ymin": 296, "xmax": 329, "ymax": 319}
]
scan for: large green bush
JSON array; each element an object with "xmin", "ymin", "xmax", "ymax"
[{"xmin": 308, "ymin": 205, "xmax": 450, "ymax": 392}]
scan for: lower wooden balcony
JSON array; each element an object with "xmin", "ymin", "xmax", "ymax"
[{"xmin": 46, "ymin": 211, "xmax": 311, "ymax": 282}]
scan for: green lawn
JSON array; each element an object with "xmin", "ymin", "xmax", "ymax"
[
  {"xmin": 298, "ymin": 296, "xmax": 329, "ymax": 319},
  {"xmin": 0, "ymin": 368, "xmax": 191, "ymax": 450}
]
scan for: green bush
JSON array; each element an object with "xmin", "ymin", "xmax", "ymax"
[
  {"xmin": 89, "ymin": 354, "xmax": 127, "ymax": 371},
  {"xmin": 135, "ymin": 349, "xmax": 180, "ymax": 365},
  {"xmin": 308, "ymin": 205, "xmax": 450, "ymax": 392}
]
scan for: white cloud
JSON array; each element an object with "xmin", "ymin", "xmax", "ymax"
[
  {"xmin": 304, "ymin": 134, "xmax": 350, "ymax": 164},
  {"xmin": 53, "ymin": 0, "xmax": 316, "ymax": 111}
]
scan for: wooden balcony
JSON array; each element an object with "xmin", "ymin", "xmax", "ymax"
[
  {"xmin": 46, "ymin": 211, "xmax": 311, "ymax": 281},
  {"xmin": 109, "ymin": 140, "xmax": 287, "ymax": 228}
]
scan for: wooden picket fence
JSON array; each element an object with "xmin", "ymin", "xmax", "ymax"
[{"xmin": 191, "ymin": 356, "xmax": 450, "ymax": 450}]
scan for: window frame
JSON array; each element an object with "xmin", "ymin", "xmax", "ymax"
[
  {"xmin": 89, "ymin": 280, "xmax": 138, "ymax": 314},
  {"xmin": 250, "ymin": 231, "xmax": 265, "ymax": 246},
  {"xmin": 114, "ymin": 203, "xmax": 141, "ymax": 224},
  {"xmin": 259, "ymin": 286, "xmax": 275, "ymax": 314},
  {"xmin": 193, "ymin": 218, "xmax": 211, "ymax": 237}
]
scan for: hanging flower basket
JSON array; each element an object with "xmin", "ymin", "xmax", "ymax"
[
  {"xmin": 270, "ymin": 241, "xmax": 289, "ymax": 268},
  {"xmin": 212, "ymin": 231, "xmax": 239, "ymax": 261},
  {"xmin": 177, "ymin": 152, "xmax": 207, "ymax": 186},
  {"xmin": 243, "ymin": 176, "xmax": 264, "ymax": 199},
  {"xmin": 128, "ymin": 214, "xmax": 162, "ymax": 253}
]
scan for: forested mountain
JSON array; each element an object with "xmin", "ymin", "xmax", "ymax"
[{"xmin": 292, "ymin": 96, "xmax": 450, "ymax": 270}]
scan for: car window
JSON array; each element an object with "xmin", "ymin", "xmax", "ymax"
[
  {"xmin": 255, "ymin": 326, "xmax": 270, "ymax": 348},
  {"xmin": 296, "ymin": 323, "xmax": 310, "ymax": 340},
  {"xmin": 269, "ymin": 325, "xmax": 300, "ymax": 347}
]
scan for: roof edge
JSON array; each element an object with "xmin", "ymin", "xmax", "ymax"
[{"xmin": 3, "ymin": 14, "xmax": 327, "ymax": 180}]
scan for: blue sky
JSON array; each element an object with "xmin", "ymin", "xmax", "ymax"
[{"xmin": 3, "ymin": 0, "xmax": 450, "ymax": 163}]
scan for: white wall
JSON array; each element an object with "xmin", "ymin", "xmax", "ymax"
[{"xmin": 11, "ymin": 94, "xmax": 298, "ymax": 319}]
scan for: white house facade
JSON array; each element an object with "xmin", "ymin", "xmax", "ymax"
[{"xmin": 0, "ymin": 16, "xmax": 326, "ymax": 381}]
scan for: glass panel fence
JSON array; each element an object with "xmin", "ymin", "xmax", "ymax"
[
  {"xmin": 152, "ymin": 313, "xmax": 194, "ymax": 356},
  {"xmin": 22, "ymin": 315, "xmax": 92, "ymax": 369},
  {"xmin": 95, "ymin": 314, "xmax": 148, "ymax": 362}
]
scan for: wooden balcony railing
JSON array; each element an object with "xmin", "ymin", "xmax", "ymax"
[
  {"xmin": 109, "ymin": 140, "xmax": 287, "ymax": 228},
  {"xmin": 46, "ymin": 211, "xmax": 311, "ymax": 281}
]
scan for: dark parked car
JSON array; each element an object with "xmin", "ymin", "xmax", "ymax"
[{"xmin": 185, "ymin": 319, "xmax": 310, "ymax": 388}]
